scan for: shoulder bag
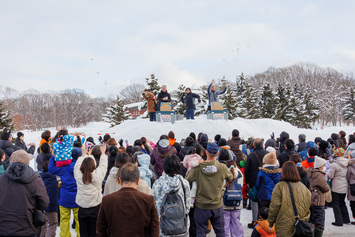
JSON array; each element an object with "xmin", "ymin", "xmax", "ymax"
[{"xmin": 287, "ymin": 182, "xmax": 313, "ymax": 237}]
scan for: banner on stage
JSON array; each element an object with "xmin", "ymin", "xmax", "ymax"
[
  {"xmin": 160, "ymin": 114, "xmax": 172, "ymax": 122},
  {"xmin": 213, "ymin": 114, "xmax": 225, "ymax": 120}
]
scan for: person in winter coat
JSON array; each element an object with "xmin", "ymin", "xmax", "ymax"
[
  {"xmin": 40, "ymin": 161, "xmax": 59, "ymax": 237},
  {"xmin": 207, "ymin": 79, "xmax": 228, "ymax": 110},
  {"xmin": 183, "ymin": 152, "xmax": 204, "ymax": 206},
  {"xmin": 48, "ymin": 155, "xmax": 80, "ymax": 236},
  {"xmin": 307, "ymin": 156, "xmax": 329, "ymax": 237},
  {"xmin": 277, "ymin": 139, "xmax": 295, "ymax": 167},
  {"xmin": 277, "ymin": 131, "xmax": 289, "ymax": 153},
  {"xmin": 198, "ymin": 133, "xmax": 209, "ymax": 149},
  {"xmin": 137, "ymin": 153, "xmax": 153, "ymax": 187},
  {"xmin": 251, "ymin": 207, "xmax": 276, "ymax": 237},
  {"xmin": 289, "ymin": 154, "xmax": 310, "ymax": 189},
  {"xmin": 294, "ymin": 134, "xmax": 306, "ymax": 153},
  {"xmin": 299, "ymin": 141, "xmax": 318, "ymax": 161},
  {"xmin": 223, "ymin": 160, "xmax": 244, "ymax": 237},
  {"xmin": 346, "ymin": 150, "xmax": 355, "ymax": 225},
  {"xmin": 227, "ymin": 129, "xmax": 244, "ymax": 164},
  {"xmin": 168, "ymin": 131, "xmax": 181, "ymax": 155},
  {"xmin": 150, "ymin": 136, "xmax": 177, "ymax": 178},
  {"xmin": 268, "ymin": 161, "xmax": 311, "ymax": 237},
  {"xmin": 318, "ymin": 140, "xmax": 331, "ymax": 160},
  {"xmin": 186, "ymin": 143, "xmax": 233, "ymax": 236},
  {"xmin": 40, "ymin": 130, "xmax": 52, "ymax": 146},
  {"xmin": 245, "ymin": 138, "xmax": 269, "ymax": 228},
  {"xmin": 0, "ymin": 150, "xmax": 49, "ymax": 236},
  {"xmin": 181, "ymin": 87, "xmax": 201, "ymax": 119},
  {"xmin": 104, "ymin": 152, "xmax": 151, "ymax": 195},
  {"xmin": 74, "ymin": 144, "xmax": 107, "ymax": 236},
  {"xmin": 53, "ymin": 130, "xmax": 74, "ymax": 167},
  {"xmin": 331, "ymin": 133, "xmax": 340, "ymax": 148},
  {"xmin": 152, "ymin": 154, "xmax": 191, "ymax": 237},
  {"xmin": 328, "ymin": 148, "xmax": 351, "ymax": 226},
  {"xmin": 302, "ymin": 147, "xmax": 319, "ymax": 169},
  {"xmin": 36, "ymin": 142, "xmax": 52, "ymax": 171},
  {"xmin": 218, "ymin": 138, "xmax": 237, "ymax": 162},
  {"xmin": 255, "ymin": 153, "xmax": 281, "ymax": 211},
  {"xmin": 345, "ymin": 134, "xmax": 355, "ymax": 158},
  {"xmin": 157, "ymin": 85, "xmax": 171, "ymax": 106},
  {"xmin": 14, "ymin": 132, "xmax": 26, "ymax": 150},
  {"xmin": 179, "ymin": 136, "xmax": 195, "ymax": 161},
  {"xmin": 142, "ymin": 89, "xmax": 157, "ymax": 121},
  {"xmin": 0, "ymin": 129, "xmax": 35, "ymax": 160},
  {"xmin": 0, "ymin": 148, "xmax": 9, "ymax": 175},
  {"xmin": 338, "ymin": 130, "xmax": 347, "ymax": 150}
]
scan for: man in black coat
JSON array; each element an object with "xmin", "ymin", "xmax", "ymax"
[
  {"xmin": 277, "ymin": 139, "xmax": 296, "ymax": 167},
  {"xmin": 181, "ymin": 87, "xmax": 201, "ymax": 120},
  {"xmin": 295, "ymin": 134, "xmax": 306, "ymax": 152},
  {"xmin": 157, "ymin": 85, "xmax": 171, "ymax": 109},
  {"xmin": 244, "ymin": 138, "xmax": 269, "ymax": 228}
]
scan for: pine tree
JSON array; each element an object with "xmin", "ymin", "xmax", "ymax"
[
  {"xmin": 243, "ymin": 80, "xmax": 260, "ymax": 119},
  {"xmin": 195, "ymin": 85, "xmax": 208, "ymax": 116},
  {"xmin": 342, "ymin": 87, "xmax": 355, "ymax": 125},
  {"xmin": 235, "ymin": 73, "xmax": 248, "ymax": 118},
  {"xmin": 303, "ymin": 90, "xmax": 319, "ymax": 128},
  {"xmin": 173, "ymin": 84, "xmax": 186, "ymax": 115},
  {"xmin": 259, "ymin": 83, "xmax": 276, "ymax": 118},
  {"xmin": 0, "ymin": 101, "xmax": 13, "ymax": 130},
  {"xmin": 145, "ymin": 74, "xmax": 160, "ymax": 96},
  {"xmin": 274, "ymin": 83, "xmax": 290, "ymax": 121},
  {"xmin": 104, "ymin": 96, "xmax": 130, "ymax": 127},
  {"xmin": 221, "ymin": 81, "xmax": 238, "ymax": 119}
]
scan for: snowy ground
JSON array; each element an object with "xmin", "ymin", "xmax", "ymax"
[{"xmin": 17, "ymin": 115, "xmax": 354, "ymax": 236}]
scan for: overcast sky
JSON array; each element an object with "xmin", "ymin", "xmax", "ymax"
[{"xmin": 0, "ymin": 0, "xmax": 354, "ymax": 97}]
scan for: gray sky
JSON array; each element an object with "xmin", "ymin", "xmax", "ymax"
[{"xmin": 0, "ymin": 0, "xmax": 354, "ymax": 97}]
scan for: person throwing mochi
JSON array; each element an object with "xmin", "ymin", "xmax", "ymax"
[
  {"xmin": 181, "ymin": 87, "xmax": 201, "ymax": 120},
  {"xmin": 207, "ymin": 80, "xmax": 229, "ymax": 111}
]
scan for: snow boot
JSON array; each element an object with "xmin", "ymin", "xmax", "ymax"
[{"xmin": 314, "ymin": 228, "xmax": 323, "ymax": 237}]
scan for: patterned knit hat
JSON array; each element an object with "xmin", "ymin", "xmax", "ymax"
[
  {"xmin": 53, "ymin": 135, "xmax": 74, "ymax": 161},
  {"xmin": 334, "ymin": 147, "xmax": 345, "ymax": 157}
]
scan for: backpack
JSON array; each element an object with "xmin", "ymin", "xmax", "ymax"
[
  {"xmin": 160, "ymin": 177, "xmax": 188, "ymax": 236},
  {"xmin": 223, "ymin": 172, "xmax": 243, "ymax": 209}
]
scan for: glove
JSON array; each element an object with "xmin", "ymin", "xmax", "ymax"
[
  {"xmin": 270, "ymin": 132, "xmax": 275, "ymax": 140},
  {"xmin": 119, "ymin": 139, "xmax": 123, "ymax": 147}
]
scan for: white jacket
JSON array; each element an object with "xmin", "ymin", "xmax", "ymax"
[
  {"xmin": 328, "ymin": 157, "xmax": 349, "ymax": 194},
  {"xmin": 74, "ymin": 154, "xmax": 108, "ymax": 208}
]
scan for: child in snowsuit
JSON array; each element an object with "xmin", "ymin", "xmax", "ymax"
[
  {"xmin": 251, "ymin": 207, "xmax": 276, "ymax": 237},
  {"xmin": 137, "ymin": 153, "xmax": 153, "ymax": 187}
]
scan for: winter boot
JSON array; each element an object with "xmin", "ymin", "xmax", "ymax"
[{"xmin": 314, "ymin": 228, "xmax": 323, "ymax": 237}]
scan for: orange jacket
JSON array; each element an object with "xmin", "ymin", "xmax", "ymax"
[
  {"xmin": 254, "ymin": 220, "xmax": 276, "ymax": 237},
  {"xmin": 302, "ymin": 156, "xmax": 315, "ymax": 169}
]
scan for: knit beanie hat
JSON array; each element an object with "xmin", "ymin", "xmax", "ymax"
[
  {"xmin": 218, "ymin": 138, "xmax": 227, "ymax": 147},
  {"xmin": 314, "ymin": 156, "xmax": 327, "ymax": 169},
  {"xmin": 334, "ymin": 148, "xmax": 345, "ymax": 157},
  {"xmin": 17, "ymin": 132, "xmax": 24, "ymax": 138},
  {"xmin": 9, "ymin": 150, "xmax": 33, "ymax": 165},
  {"xmin": 1, "ymin": 129, "xmax": 11, "ymax": 140},
  {"xmin": 263, "ymin": 152, "xmax": 277, "ymax": 165},
  {"xmin": 308, "ymin": 147, "xmax": 318, "ymax": 157},
  {"xmin": 189, "ymin": 132, "xmax": 196, "ymax": 141},
  {"xmin": 159, "ymin": 139, "xmax": 169, "ymax": 148}
]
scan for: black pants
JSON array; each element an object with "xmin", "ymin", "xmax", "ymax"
[
  {"xmin": 189, "ymin": 206, "xmax": 196, "ymax": 237},
  {"xmin": 350, "ymin": 201, "xmax": 355, "ymax": 218},
  {"xmin": 78, "ymin": 204, "xmax": 101, "ymax": 237},
  {"xmin": 332, "ymin": 192, "xmax": 350, "ymax": 225},
  {"xmin": 310, "ymin": 206, "xmax": 325, "ymax": 229}
]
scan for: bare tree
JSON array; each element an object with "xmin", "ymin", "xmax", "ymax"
[{"xmin": 119, "ymin": 83, "xmax": 145, "ymax": 104}]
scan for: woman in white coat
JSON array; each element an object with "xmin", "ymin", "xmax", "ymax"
[{"xmin": 74, "ymin": 144, "xmax": 107, "ymax": 236}]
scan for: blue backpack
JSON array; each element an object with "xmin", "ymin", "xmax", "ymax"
[{"xmin": 223, "ymin": 172, "xmax": 243, "ymax": 209}]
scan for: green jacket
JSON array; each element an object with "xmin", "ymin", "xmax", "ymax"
[
  {"xmin": 186, "ymin": 160, "xmax": 233, "ymax": 210},
  {"xmin": 268, "ymin": 181, "xmax": 311, "ymax": 237}
]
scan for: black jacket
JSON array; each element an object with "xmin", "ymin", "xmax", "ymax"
[
  {"xmin": 157, "ymin": 90, "xmax": 171, "ymax": 104},
  {"xmin": 0, "ymin": 163, "xmax": 49, "ymax": 236},
  {"xmin": 181, "ymin": 92, "xmax": 200, "ymax": 110},
  {"xmin": 277, "ymin": 149, "xmax": 295, "ymax": 168},
  {"xmin": 298, "ymin": 167, "xmax": 310, "ymax": 189},
  {"xmin": 14, "ymin": 138, "xmax": 35, "ymax": 155},
  {"xmin": 278, "ymin": 131, "xmax": 289, "ymax": 153},
  {"xmin": 36, "ymin": 152, "xmax": 52, "ymax": 171},
  {"xmin": 295, "ymin": 142, "xmax": 306, "ymax": 152},
  {"xmin": 0, "ymin": 140, "xmax": 21, "ymax": 161},
  {"xmin": 245, "ymin": 147, "xmax": 269, "ymax": 188},
  {"xmin": 179, "ymin": 145, "xmax": 194, "ymax": 161}
]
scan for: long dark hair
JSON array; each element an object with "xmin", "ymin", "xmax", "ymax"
[
  {"xmin": 80, "ymin": 157, "xmax": 96, "ymax": 184},
  {"xmin": 115, "ymin": 153, "xmax": 131, "ymax": 183}
]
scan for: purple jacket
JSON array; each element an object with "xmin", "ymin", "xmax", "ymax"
[{"xmin": 150, "ymin": 145, "xmax": 177, "ymax": 178}]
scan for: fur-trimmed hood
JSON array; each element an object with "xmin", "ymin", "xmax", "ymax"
[{"xmin": 260, "ymin": 166, "xmax": 281, "ymax": 174}]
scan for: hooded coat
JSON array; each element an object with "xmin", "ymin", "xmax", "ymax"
[
  {"xmin": 227, "ymin": 136, "xmax": 244, "ymax": 163},
  {"xmin": 150, "ymin": 144, "xmax": 177, "ymax": 178},
  {"xmin": 307, "ymin": 168, "xmax": 329, "ymax": 206},
  {"xmin": 268, "ymin": 181, "xmax": 311, "ymax": 237},
  {"xmin": 142, "ymin": 91, "xmax": 157, "ymax": 113},
  {"xmin": 0, "ymin": 163, "xmax": 49, "ymax": 236},
  {"xmin": 278, "ymin": 132, "xmax": 289, "ymax": 153},
  {"xmin": 255, "ymin": 166, "xmax": 282, "ymax": 201},
  {"xmin": 48, "ymin": 156, "xmax": 79, "ymax": 208},
  {"xmin": 0, "ymin": 140, "xmax": 34, "ymax": 161},
  {"xmin": 328, "ymin": 157, "xmax": 349, "ymax": 194},
  {"xmin": 138, "ymin": 154, "xmax": 153, "ymax": 187}
]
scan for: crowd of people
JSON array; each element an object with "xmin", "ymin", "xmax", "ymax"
[{"xmin": 0, "ymin": 128, "xmax": 355, "ymax": 237}]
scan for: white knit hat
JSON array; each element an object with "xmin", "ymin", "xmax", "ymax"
[{"xmin": 314, "ymin": 156, "xmax": 326, "ymax": 169}]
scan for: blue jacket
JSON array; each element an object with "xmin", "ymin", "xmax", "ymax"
[
  {"xmin": 48, "ymin": 156, "xmax": 79, "ymax": 208},
  {"xmin": 255, "ymin": 166, "xmax": 281, "ymax": 201},
  {"xmin": 40, "ymin": 171, "xmax": 59, "ymax": 212}
]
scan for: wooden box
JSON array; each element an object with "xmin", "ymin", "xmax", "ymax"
[
  {"xmin": 211, "ymin": 101, "xmax": 223, "ymax": 110},
  {"xmin": 160, "ymin": 102, "xmax": 172, "ymax": 111}
]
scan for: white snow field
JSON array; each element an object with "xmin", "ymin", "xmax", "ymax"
[{"xmin": 19, "ymin": 115, "xmax": 355, "ymax": 236}]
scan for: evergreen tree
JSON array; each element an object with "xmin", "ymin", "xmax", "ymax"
[
  {"xmin": 302, "ymin": 90, "xmax": 319, "ymax": 128},
  {"xmin": 0, "ymin": 101, "xmax": 13, "ymax": 130},
  {"xmin": 195, "ymin": 85, "xmax": 208, "ymax": 115},
  {"xmin": 104, "ymin": 96, "xmax": 130, "ymax": 127},
  {"xmin": 342, "ymin": 87, "xmax": 355, "ymax": 125},
  {"xmin": 235, "ymin": 73, "xmax": 247, "ymax": 118},
  {"xmin": 243, "ymin": 80, "xmax": 260, "ymax": 119},
  {"xmin": 173, "ymin": 84, "xmax": 186, "ymax": 115},
  {"xmin": 259, "ymin": 83, "xmax": 276, "ymax": 118},
  {"xmin": 221, "ymin": 81, "xmax": 238, "ymax": 119},
  {"xmin": 274, "ymin": 83, "xmax": 290, "ymax": 121},
  {"xmin": 145, "ymin": 74, "xmax": 160, "ymax": 96}
]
